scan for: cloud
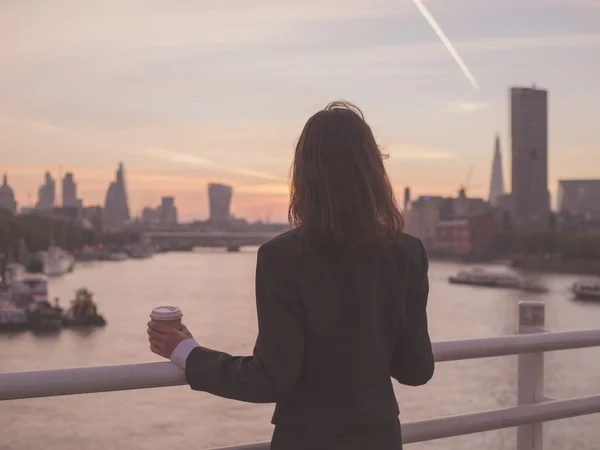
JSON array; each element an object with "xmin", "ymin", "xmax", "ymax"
[
  {"xmin": 385, "ymin": 145, "xmax": 456, "ymax": 160},
  {"xmin": 420, "ymin": 96, "xmax": 491, "ymax": 113},
  {"xmin": 0, "ymin": 0, "xmax": 407, "ymax": 66},
  {"xmin": 143, "ymin": 147, "xmax": 217, "ymax": 167},
  {"xmin": 445, "ymin": 100, "xmax": 491, "ymax": 113},
  {"xmin": 0, "ymin": 116, "xmax": 65, "ymax": 134},
  {"xmin": 140, "ymin": 147, "xmax": 285, "ymax": 183}
]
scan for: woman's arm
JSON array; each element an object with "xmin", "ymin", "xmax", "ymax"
[
  {"xmin": 390, "ymin": 238, "xmax": 435, "ymax": 386},
  {"xmin": 184, "ymin": 243, "xmax": 306, "ymax": 403}
]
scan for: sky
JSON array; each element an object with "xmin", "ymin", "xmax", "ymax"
[{"xmin": 1, "ymin": 0, "xmax": 599, "ymax": 222}]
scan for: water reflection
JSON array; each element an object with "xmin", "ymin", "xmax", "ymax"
[
  {"xmin": 1, "ymin": 253, "xmax": 598, "ymax": 450},
  {"xmin": 30, "ymin": 329, "xmax": 62, "ymax": 339},
  {"xmin": 65, "ymin": 327, "xmax": 101, "ymax": 339}
]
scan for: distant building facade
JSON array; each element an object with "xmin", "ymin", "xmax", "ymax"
[
  {"xmin": 510, "ymin": 86, "xmax": 550, "ymax": 232},
  {"xmin": 557, "ymin": 179, "xmax": 600, "ymax": 231},
  {"xmin": 82, "ymin": 206, "xmax": 104, "ymax": 233},
  {"xmin": 557, "ymin": 179, "xmax": 600, "ymax": 218},
  {"xmin": 404, "ymin": 196, "xmax": 446, "ymax": 249},
  {"xmin": 159, "ymin": 197, "xmax": 178, "ymax": 224},
  {"xmin": 62, "ymin": 172, "xmax": 82, "ymax": 208},
  {"xmin": 104, "ymin": 162, "xmax": 130, "ymax": 227},
  {"xmin": 0, "ymin": 174, "xmax": 17, "ymax": 213},
  {"xmin": 208, "ymin": 183, "xmax": 232, "ymax": 225},
  {"xmin": 36, "ymin": 172, "xmax": 55, "ymax": 210},
  {"xmin": 140, "ymin": 197, "xmax": 178, "ymax": 226},
  {"xmin": 433, "ymin": 212, "xmax": 495, "ymax": 256},
  {"xmin": 142, "ymin": 207, "xmax": 159, "ymax": 224},
  {"xmin": 405, "ymin": 184, "xmax": 492, "ymax": 253}
]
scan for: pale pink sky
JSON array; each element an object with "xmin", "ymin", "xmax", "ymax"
[{"xmin": 1, "ymin": 0, "xmax": 599, "ymax": 222}]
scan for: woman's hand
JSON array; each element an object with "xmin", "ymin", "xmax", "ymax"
[{"xmin": 147, "ymin": 321, "xmax": 194, "ymax": 359}]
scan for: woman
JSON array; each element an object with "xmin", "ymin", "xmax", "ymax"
[{"xmin": 148, "ymin": 101, "xmax": 434, "ymax": 449}]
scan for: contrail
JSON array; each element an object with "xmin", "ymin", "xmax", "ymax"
[{"xmin": 410, "ymin": 0, "xmax": 479, "ymax": 90}]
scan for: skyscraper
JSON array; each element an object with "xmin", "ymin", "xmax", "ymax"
[
  {"xmin": 62, "ymin": 172, "xmax": 78, "ymax": 207},
  {"xmin": 208, "ymin": 183, "xmax": 232, "ymax": 224},
  {"xmin": 104, "ymin": 162, "xmax": 131, "ymax": 225},
  {"xmin": 488, "ymin": 134, "xmax": 505, "ymax": 206},
  {"xmin": 0, "ymin": 174, "xmax": 17, "ymax": 213},
  {"xmin": 159, "ymin": 196, "xmax": 178, "ymax": 224},
  {"xmin": 510, "ymin": 86, "xmax": 550, "ymax": 231},
  {"xmin": 36, "ymin": 172, "xmax": 55, "ymax": 210}
]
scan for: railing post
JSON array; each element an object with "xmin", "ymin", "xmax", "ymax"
[{"xmin": 517, "ymin": 300, "xmax": 546, "ymax": 450}]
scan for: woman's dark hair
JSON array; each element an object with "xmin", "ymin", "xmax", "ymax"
[{"xmin": 289, "ymin": 101, "xmax": 404, "ymax": 247}]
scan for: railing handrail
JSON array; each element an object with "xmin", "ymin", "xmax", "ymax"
[
  {"xmin": 205, "ymin": 394, "xmax": 600, "ymax": 450},
  {"xmin": 3, "ymin": 299, "xmax": 600, "ymax": 450},
  {"xmin": 2, "ymin": 328, "xmax": 600, "ymax": 402}
]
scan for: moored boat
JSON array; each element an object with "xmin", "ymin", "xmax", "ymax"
[
  {"xmin": 75, "ymin": 245, "xmax": 106, "ymax": 261},
  {"xmin": 572, "ymin": 279, "xmax": 600, "ymax": 301},
  {"xmin": 127, "ymin": 243, "xmax": 154, "ymax": 259},
  {"xmin": 42, "ymin": 246, "xmax": 75, "ymax": 277},
  {"xmin": 2, "ymin": 262, "xmax": 26, "ymax": 286},
  {"xmin": 449, "ymin": 267, "xmax": 548, "ymax": 293},
  {"xmin": 62, "ymin": 288, "xmax": 106, "ymax": 327},
  {"xmin": 0, "ymin": 300, "xmax": 28, "ymax": 331},
  {"xmin": 26, "ymin": 300, "xmax": 63, "ymax": 332},
  {"xmin": 104, "ymin": 248, "xmax": 129, "ymax": 261}
]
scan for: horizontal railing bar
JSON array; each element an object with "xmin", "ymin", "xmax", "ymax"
[
  {"xmin": 2, "ymin": 329, "xmax": 600, "ymax": 402},
  {"xmin": 433, "ymin": 329, "xmax": 600, "ymax": 362},
  {"xmin": 207, "ymin": 444, "xmax": 269, "ymax": 450},
  {"xmin": 403, "ymin": 394, "xmax": 600, "ymax": 443},
  {"xmin": 202, "ymin": 394, "xmax": 600, "ymax": 449},
  {"xmin": 0, "ymin": 362, "xmax": 187, "ymax": 401}
]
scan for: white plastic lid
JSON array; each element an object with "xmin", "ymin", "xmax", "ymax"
[{"xmin": 150, "ymin": 306, "xmax": 183, "ymax": 321}]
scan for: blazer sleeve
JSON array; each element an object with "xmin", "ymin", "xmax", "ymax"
[
  {"xmin": 390, "ymin": 238, "xmax": 435, "ymax": 386},
  {"xmin": 184, "ymin": 243, "xmax": 306, "ymax": 403}
]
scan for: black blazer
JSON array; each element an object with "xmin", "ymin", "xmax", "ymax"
[{"xmin": 185, "ymin": 229, "xmax": 434, "ymax": 448}]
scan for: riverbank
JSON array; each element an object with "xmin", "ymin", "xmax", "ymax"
[
  {"xmin": 512, "ymin": 256, "xmax": 600, "ymax": 276},
  {"xmin": 429, "ymin": 252, "xmax": 600, "ymax": 276}
]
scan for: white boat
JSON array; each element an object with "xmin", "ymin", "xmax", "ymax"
[
  {"xmin": 449, "ymin": 267, "xmax": 548, "ymax": 293},
  {"xmin": 18, "ymin": 273, "xmax": 50, "ymax": 303},
  {"xmin": 1, "ymin": 262, "xmax": 26, "ymax": 286},
  {"xmin": 42, "ymin": 246, "xmax": 75, "ymax": 277},
  {"xmin": 572, "ymin": 279, "xmax": 600, "ymax": 301}
]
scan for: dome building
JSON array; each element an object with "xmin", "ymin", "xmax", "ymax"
[{"xmin": 0, "ymin": 174, "xmax": 17, "ymax": 213}]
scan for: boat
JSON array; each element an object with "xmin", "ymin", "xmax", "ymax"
[
  {"xmin": 16, "ymin": 273, "xmax": 51, "ymax": 303},
  {"xmin": 104, "ymin": 246, "xmax": 129, "ymax": 261},
  {"xmin": 26, "ymin": 299, "xmax": 63, "ymax": 332},
  {"xmin": 62, "ymin": 288, "xmax": 106, "ymax": 327},
  {"xmin": 2, "ymin": 262, "xmax": 26, "ymax": 286},
  {"xmin": 449, "ymin": 267, "xmax": 548, "ymax": 293},
  {"xmin": 127, "ymin": 243, "xmax": 154, "ymax": 259},
  {"xmin": 42, "ymin": 246, "xmax": 75, "ymax": 276},
  {"xmin": 76, "ymin": 245, "xmax": 106, "ymax": 261},
  {"xmin": 572, "ymin": 279, "xmax": 600, "ymax": 301},
  {"xmin": 0, "ymin": 300, "xmax": 28, "ymax": 331}
]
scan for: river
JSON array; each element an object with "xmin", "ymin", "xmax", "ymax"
[{"xmin": 1, "ymin": 248, "xmax": 599, "ymax": 450}]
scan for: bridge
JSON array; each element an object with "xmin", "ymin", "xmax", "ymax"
[
  {"xmin": 2, "ymin": 301, "xmax": 600, "ymax": 450},
  {"xmin": 142, "ymin": 230, "xmax": 283, "ymax": 251}
]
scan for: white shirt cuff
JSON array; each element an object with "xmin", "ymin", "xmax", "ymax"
[{"xmin": 170, "ymin": 338, "xmax": 200, "ymax": 369}]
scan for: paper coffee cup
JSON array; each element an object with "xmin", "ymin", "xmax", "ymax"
[{"xmin": 150, "ymin": 306, "xmax": 183, "ymax": 329}]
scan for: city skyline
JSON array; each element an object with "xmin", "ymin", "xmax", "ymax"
[{"xmin": 1, "ymin": 0, "xmax": 599, "ymax": 222}]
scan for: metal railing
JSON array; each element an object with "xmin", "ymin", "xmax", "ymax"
[{"xmin": 2, "ymin": 301, "xmax": 600, "ymax": 450}]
